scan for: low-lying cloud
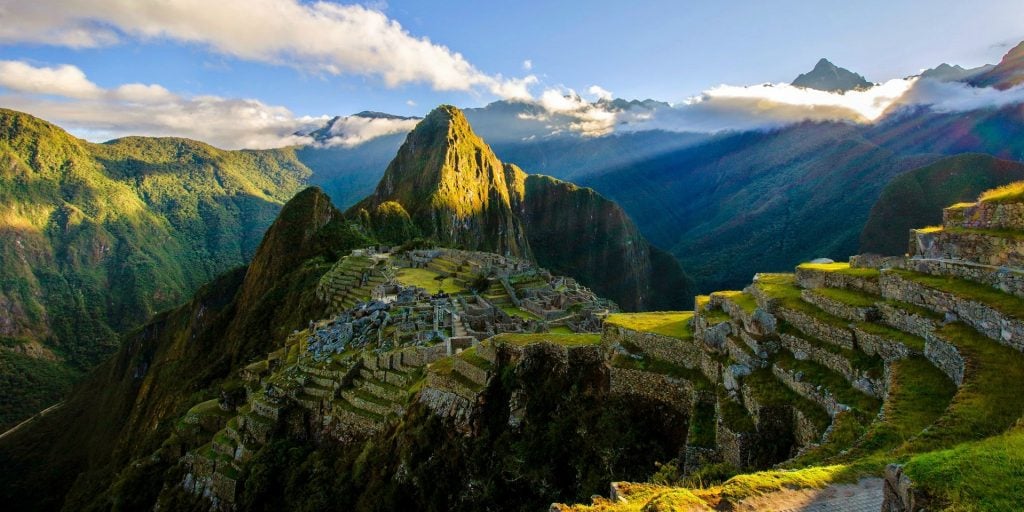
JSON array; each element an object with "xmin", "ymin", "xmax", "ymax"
[
  {"xmin": 0, "ymin": 60, "xmax": 324, "ymax": 149},
  {"xmin": 0, "ymin": 0, "xmax": 535, "ymax": 100},
  {"xmin": 315, "ymin": 115, "xmax": 421, "ymax": 148}
]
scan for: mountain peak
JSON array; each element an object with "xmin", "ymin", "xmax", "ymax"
[
  {"xmin": 791, "ymin": 58, "xmax": 871, "ymax": 92},
  {"xmin": 354, "ymin": 104, "xmax": 531, "ymax": 257},
  {"xmin": 968, "ymin": 40, "xmax": 1024, "ymax": 90}
]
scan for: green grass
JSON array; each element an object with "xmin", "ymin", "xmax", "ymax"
[
  {"xmin": 796, "ymin": 262, "xmax": 880, "ymax": 280},
  {"xmin": 396, "ymin": 267, "xmax": 464, "ymax": 294},
  {"xmin": 900, "ymin": 322, "xmax": 1024, "ymax": 453},
  {"xmin": 610, "ymin": 353, "xmax": 712, "ymax": 391},
  {"xmin": 813, "ymin": 287, "xmax": 879, "ymax": 308},
  {"xmin": 774, "ymin": 353, "xmax": 882, "ymax": 417},
  {"xmin": 882, "ymin": 299, "xmax": 944, "ymax": 321},
  {"xmin": 688, "ymin": 400, "xmax": 717, "ymax": 448},
  {"xmin": 605, "ymin": 311, "xmax": 694, "ymax": 339},
  {"xmin": 978, "ymin": 180, "xmax": 1024, "ymax": 203},
  {"xmin": 712, "ymin": 291, "xmax": 758, "ymax": 314},
  {"xmin": 854, "ymin": 321, "xmax": 927, "ymax": 353},
  {"xmin": 718, "ymin": 395, "xmax": 756, "ymax": 433},
  {"xmin": 925, "ymin": 225, "xmax": 1024, "ymax": 241},
  {"xmin": 891, "ymin": 268, "xmax": 1024, "ymax": 319},
  {"xmin": 458, "ymin": 347, "xmax": 492, "ymax": 370},
  {"xmin": 549, "ymin": 326, "xmax": 574, "ymax": 334},
  {"xmin": 778, "ymin": 321, "xmax": 884, "ymax": 377},
  {"xmin": 489, "ymin": 332, "xmax": 602, "ymax": 346},
  {"xmin": 755, "ymin": 274, "xmax": 851, "ymax": 329},
  {"xmin": 499, "ymin": 304, "xmax": 540, "ymax": 320},
  {"xmin": 904, "ymin": 425, "xmax": 1024, "ymax": 511}
]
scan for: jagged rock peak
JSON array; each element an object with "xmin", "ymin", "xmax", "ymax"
[{"xmin": 791, "ymin": 58, "xmax": 872, "ymax": 92}]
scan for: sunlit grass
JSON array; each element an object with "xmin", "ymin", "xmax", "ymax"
[
  {"xmin": 605, "ymin": 311, "xmax": 694, "ymax": 339},
  {"xmin": 396, "ymin": 267, "xmax": 464, "ymax": 294}
]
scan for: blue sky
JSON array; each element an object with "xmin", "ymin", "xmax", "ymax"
[{"xmin": 0, "ymin": 0, "xmax": 1021, "ymax": 148}]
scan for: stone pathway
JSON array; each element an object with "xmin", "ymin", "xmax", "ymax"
[{"xmin": 734, "ymin": 478, "xmax": 883, "ymax": 512}]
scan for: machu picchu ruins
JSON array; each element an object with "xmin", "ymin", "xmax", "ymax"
[{"xmin": 161, "ymin": 185, "xmax": 1024, "ymax": 511}]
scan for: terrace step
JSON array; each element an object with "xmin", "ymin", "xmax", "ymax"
[
  {"xmin": 911, "ymin": 226, "xmax": 1024, "ymax": 268},
  {"xmin": 340, "ymin": 389, "xmax": 400, "ymax": 417},
  {"xmin": 795, "ymin": 262, "xmax": 882, "ymax": 295},
  {"xmin": 942, "ymin": 199, "xmax": 1024, "ymax": 232},
  {"xmin": 800, "ymin": 288, "xmax": 880, "ymax": 323},
  {"xmin": 772, "ymin": 353, "xmax": 882, "ymax": 418},
  {"xmin": 880, "ymin": 269, "xmax": 1024, "ymax": 353},
  {"xmin": 902, "ymin": 256, "xmax": 1024, "ymax": 300}
]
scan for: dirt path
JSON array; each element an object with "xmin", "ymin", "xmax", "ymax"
[
  {"xmin": 0, "ymin": 401, "xmax": 64, "ymax": 441},
  {"xmin": 734, "ymin": 477, "xmax": 883, "ymax": 512}
]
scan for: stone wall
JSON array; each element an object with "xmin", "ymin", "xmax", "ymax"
[
  {"xmin": 851, "ymin": 325, "xmax": 914, "ymax": 363},
  {"xmin": 911, "ymin": 227, "xmax": 1024, "ymax": 268},
  {"xmin": 772, "ymin": 364, "xmax": 847, "ymax": 416},
  {"xmin": 881, "ymin": 271, "xmax": 1024, "ymax": 353},
  {"xmin": 777, "ymin": 308, "xmax": 856, "ymax": 350},
  {"xmin": 800, "ymin": 289, "xmax": 878, "ymax": 322},
  {"xmin": 901, "ymin": 256, "xmax": 1024, "ymax": 300},
  {"xmin": 779, "ymin": 333, "xmax": 856, "ymax": 384},
  {"xmin": 795, "ymin": 267, "xmax": 881, "ymax": 295},
  {"xmin": 454, "ymin": 357, "xmax": 490, "ymax": 387},
  {"xmin": 608, "ymin": 367, "xmax": 694, "ymax": 412},
  {"xmin": 603, "ymin": 325, "xmax": 704, "ymax": 369},
  {"xmin": 944, "ymin": 201, "xmax": 1024, "ymax": 231},
  {"xmin": 417, "ymin": 387, "xmax": 475, "ymax": 433},
  {"xmin": 875, "ymin": 302, "xmax": 937, "ymax": 340},
  {"xmin": 923, "ymin": 333, "xmax": 966, "ymax": 386}
]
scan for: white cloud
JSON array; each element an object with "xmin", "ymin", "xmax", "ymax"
[
  {"xmin": 406, "ymin": 99, "xmax": 416, "ymax": 106},
  {"xmin": 588, "ymin": 85, "xmax": 613, "ymax": 101},
  {"xmin": 0, "ymin": 60, "xmax": 324, "ymax": 149},
  {"xmin": 0, "ymin": 60, "xmax": 103, "ymax": 99},
  {"xmin": 317, "ymin": 115, "xmax": 420, "ymax": 147},
  {"xmin": 522, "ymin": 59, "xmax": 532, "ymax": 71},
  {"xmin": 889, "ymin": 78, "xmax": 1024, "ymax": 113},
  {"xmin": 0, "ymin": 0, "xmax": 535, "ymax": 99}
]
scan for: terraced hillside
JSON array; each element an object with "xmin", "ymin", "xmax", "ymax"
[{"xmin": 560, "ymin": 185, "xmax": 1024, "ymax": 511}]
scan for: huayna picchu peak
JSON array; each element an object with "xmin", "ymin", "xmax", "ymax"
[
  {"xmin": 351, "ymin": 105, "xmax": 691, "ymax": 312},
  {"xmin": 791, "ymin": 58, "xmax": 872, "ymax": 92}
]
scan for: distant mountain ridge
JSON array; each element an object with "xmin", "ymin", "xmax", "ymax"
[{"xmin": 0, "ymin": 108, "xmax": 310, "ymax": 429}]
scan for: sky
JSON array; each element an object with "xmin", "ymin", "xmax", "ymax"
[{"xmin": 0, "ymin": 0, "xmax": 1022, "ymax": 148}]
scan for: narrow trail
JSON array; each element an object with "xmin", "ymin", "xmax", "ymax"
[
  {"xmin": 0, "ymin": 401, "xmax": 64, "ymax": 441},
  {"xmin": 734, "ymin": 478, "xmax": 884, "ymax": 512}
]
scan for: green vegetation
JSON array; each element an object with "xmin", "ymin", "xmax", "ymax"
[
  {"xmin": 605, "ymin": 311, "xmax": 694, "ymax": 339},
  {"xmin": 754, "ymin": 274, "xmax": 850, "ymax": 328},
  {"xmin": 490, "ymin": 332, "xmax": 602, "ymax": 346},
  {"xmin": 774, "ymin": 353, "xmax": 882, "ymax": 417},
  {"xmin": 743, "ymin": 368, "xmax": 831, "ymax": 433},
  {"xmin": 813, "ymin": 287, "xmax": 879, "ymax": 308},
  {"xmin": 979, "ymin": 180, "xmax": 1024, "ymax": 203},
  {"xmin": 687, "ymin": 401, "xmax": 717, "ymax": 448},
  {"xmin": 860, "ymin": 153, "xmax": 1024, "ymax": 255},
  {"xmin": 796, "ymin": 262, "xmax": 880, "ymax": 279},
  {"xmin": 499, "ymin": 304, "xmax": 540, "ymax": 320},
  {"xmin": 892, "ymin": 268, "xmax": 1024, "ymax": 318},
  {"xmin": 0, "ymin": 351, "xmax": 80, "ymax": 431},
  {"xmin": 712, "ymin": 290, "xmax": 758, "ymax": 314},
  {"xmin": 611, "ymin": 353, "xmax": 712, "ymax": 391},
  {"xmin": 395, "ymin": 267, "xmax": 464, "ymax": 294},
  {"xmin": 904, "ymin": 426, "xmax": 1024, "ymax": 511},
  {"xmin": 902, "ymin": 322, "xmax": 1024, "ymax": 452},
  {"xmin": 854, "ymin": 320, "xmax": 927, "ymax": 352}
]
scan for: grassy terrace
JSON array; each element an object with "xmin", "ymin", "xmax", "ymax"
[
  {"xmin": 489, "ymin": 332, "xmax": 602, "ymax": 346},
  {"xmin": 718, "ymin": 394, "xmax": 756, "ymax": 433},
  {"xmin": 743, "ymin": 368, "xmax": 831, "ymax": 433},
  {"xmin": 774, "ymin": 352, "xmax": 882, "ymax": 417},
  {"xmin": 754, "ymin": 274, "xmax": 851, "ymax": 329},
  {"xmin": 458, "ymin": 346, "xmax": 492, "ymax": 370},
  {"xmin": 395, "ymin": 267, "xmax": 464, "ymax": 294},
  {"xmin": 979, "ymin": 180, "xmax": 1024, "ymax": 203},
  {"xmin": 890, "ymin": 268, "xmax": 1024, "ymax": 318},
  {"xmin": 605, "ymin": 311, "xmax": 694, "ymax": 339},
  {"xmin": 904, "ymin": 425, "xmax": 1024, "ymax": 511},
  {"xmin": 854, "ymin": 320, "xmax": 927, "ymax": 353},
  {"xmin": 812, "ymin": 287, "xmax": 878, "ymax": 308},
  {"xmin": 925, "ymin": 224, "xmax": 1024, "ymax": 239},
  {"xmin": 335, "ymin": 397, "xmax": 385, "ymax": 421},
  {"xmin": 499, "ymin": 304, "xmax": 540, "ymax": 320},
  {"xmin": 777, "ymin": 321, "xmax": 885, "ymax": 377},
  {"xmin": 900, "ymin": 322, "xmax": 1024, "ymax": 453},
  {"xmin": 611, "ymin": 351, "xmax": 712, "ymax": 391},
  {"xmin": 712, "ymin": 290, "xmax": 758, "ymax": 314},
  {"xmin": 882, "ymin": 298, "xmax": 944, "ymax": 321},
  {"xmin": 796, "ymin": 262, "xmax": 880, "ymax": 280}
]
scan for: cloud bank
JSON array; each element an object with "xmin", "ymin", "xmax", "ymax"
[
  {"xmin": 0, "ymin": 60, "xmax": 323, "ymax": 149},
  {"xmin": 314, "ymin": 115, "xmax": 421, "ymax": 148},
  {"xmin": 0, "ymin": 0, "xmax": 535, "ymax": 99}
]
